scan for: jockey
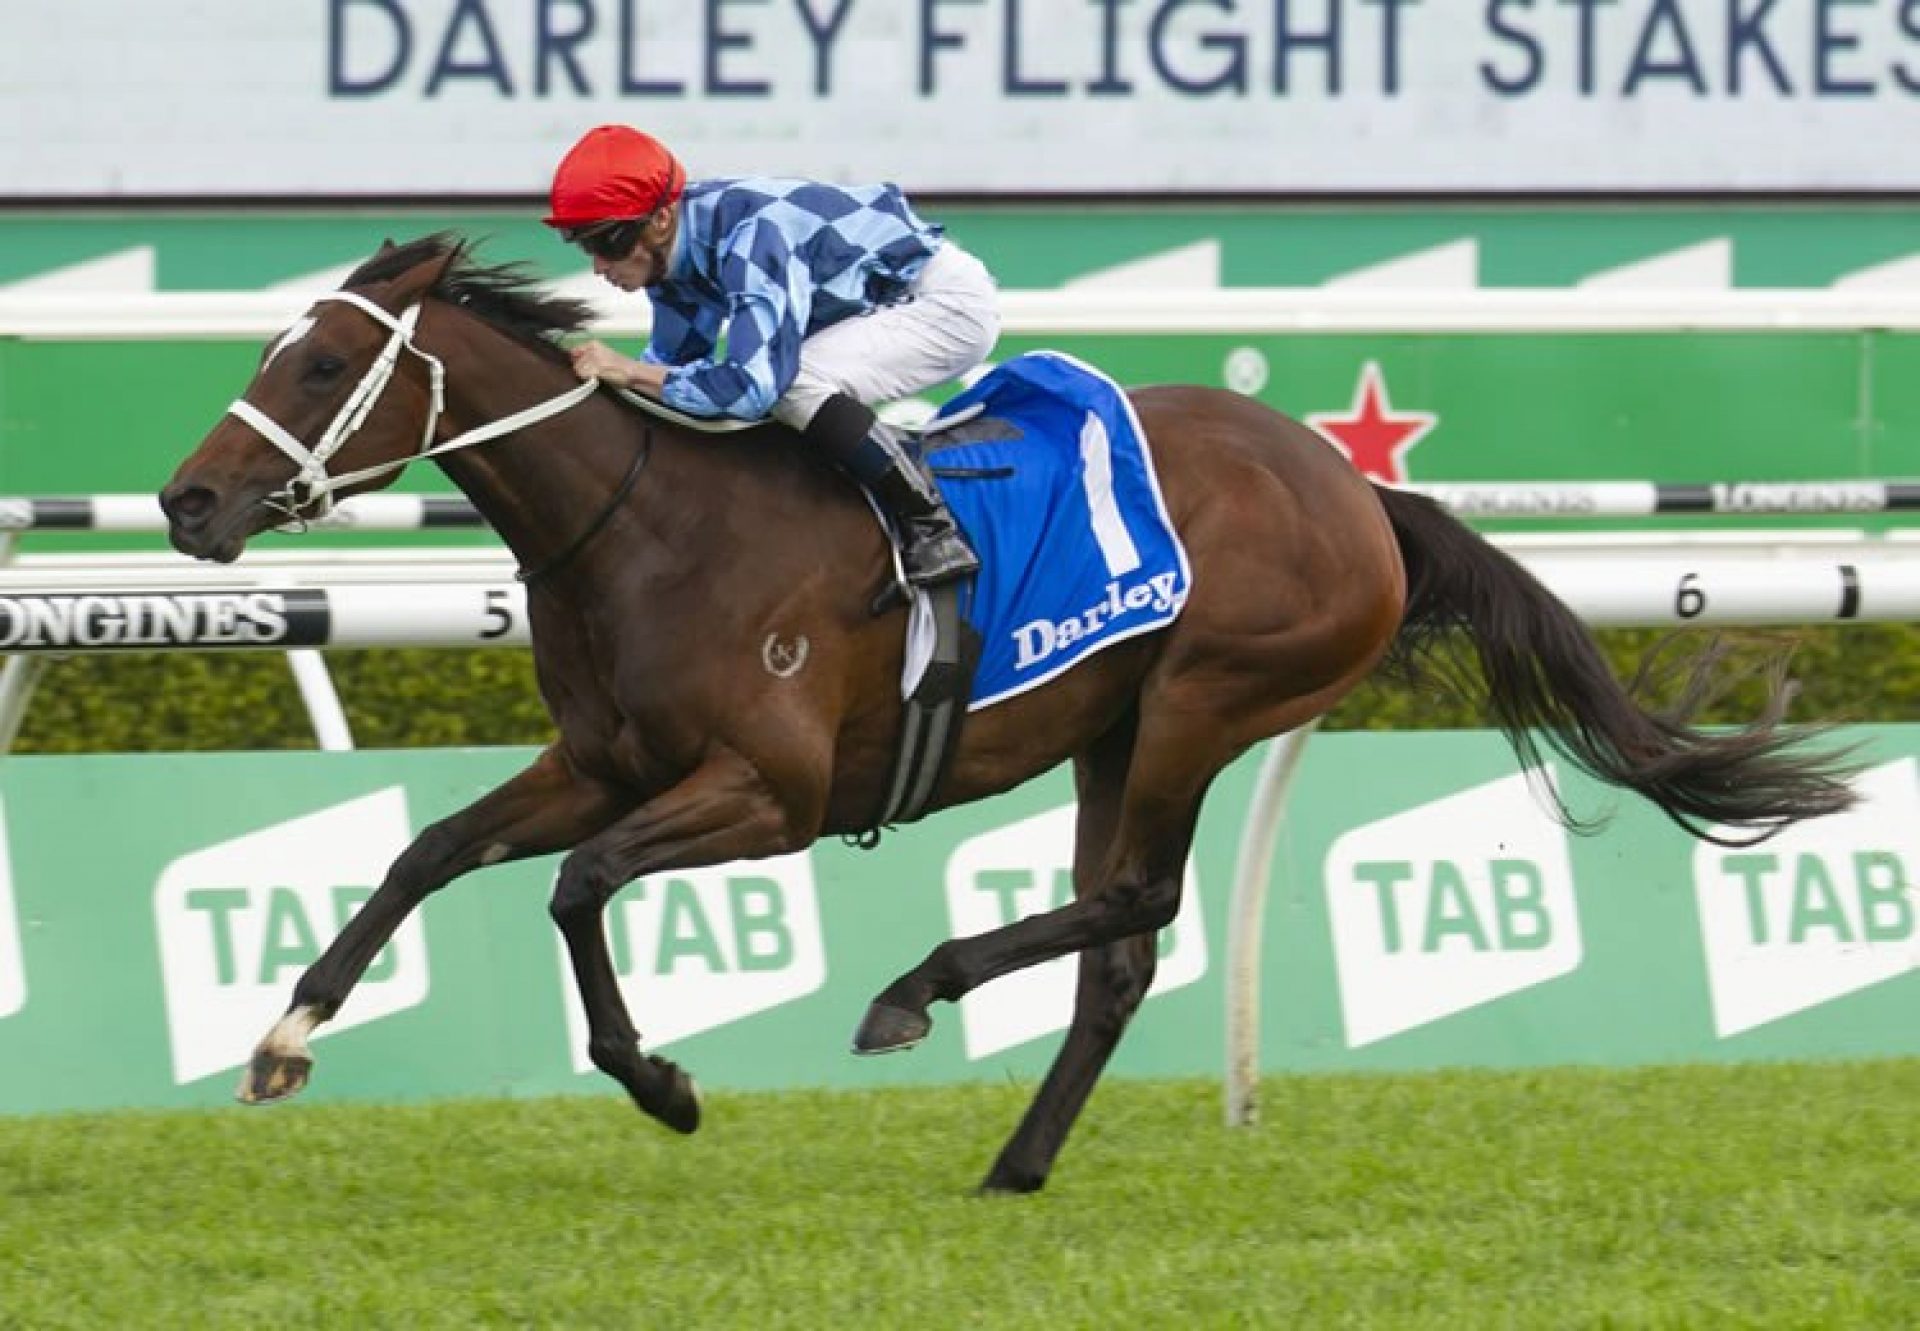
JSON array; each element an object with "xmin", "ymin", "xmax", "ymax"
[{"xmin": 544, "ymin": 124, "xmax": 998, "ymax": 591}]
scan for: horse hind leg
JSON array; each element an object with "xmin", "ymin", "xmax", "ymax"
[
  {"xmin": 239, "ymin": 746, "xmax": 628, "ymax": 1105},
  {"xmin": 978, "ymin": 721, "xmax": 1179, "ymax": 1194},
  {"xmin": 983, "ymin": 933, "xmax": 1158, "ymax": 1194},
  {"xmin": 855, "ymin": 712, "xmax": 1218, "ymax": 1191},
  {"xmin": 854, "ymin": 690, "xmax": 1217, "ymax": 1042},
  {"xmin": 853, "ymin": 783, "xmax": 1201, "ymax": 1057}
]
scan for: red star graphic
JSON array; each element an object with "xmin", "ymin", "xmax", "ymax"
[{"xmin": 1307, "ymin": 362, "xmax": 1437, "ymax": 484}]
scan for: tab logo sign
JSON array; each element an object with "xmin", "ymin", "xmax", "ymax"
[
  {"xmin": 559, "ymin": 852, "xmax": 825, "ymax": 1067},
  {"xmin": 1696, "ymin": 758, "xmax": 1920, "ymax": 1038},
  {"xmin": 1326, "ymin": 768, "xmax": 1581, "ymax": 1048},
  {"xmin": 155, "ymin": 788, "xmax": 425, "ymax": 1085},
  {"xmin": 946, "ymin": 804, "xmax": 1207, "ymax": 1061},
  {"xmin": 0, "ymin": 798, "xmax": 24, "ymax": 1020}
]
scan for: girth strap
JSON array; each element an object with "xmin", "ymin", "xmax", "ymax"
[{"xmin": 857, "ymin": 582, "xmax": 980, "ymax": 842}]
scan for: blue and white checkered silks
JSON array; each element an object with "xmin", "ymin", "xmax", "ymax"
[
  {"xmin": 642, "ymin": 177, "xmax": 944, "ymax": 420},
  {"xmin": 924, "ymin": 351, "xmax": 1192, "ymax": 710}
]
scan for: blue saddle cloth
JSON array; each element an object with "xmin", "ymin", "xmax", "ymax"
[{"xmin": 925, "ymin": 351, "xmax": 1191, "ymax": 710}]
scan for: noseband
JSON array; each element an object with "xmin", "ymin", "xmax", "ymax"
[{"xmin": 227, "ymin": 291, "xmax": 598, "ymax": 523}]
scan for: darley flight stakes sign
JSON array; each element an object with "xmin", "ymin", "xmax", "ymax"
[{"xmin": 6, "ymin": 2, "xmax": 1920, "ymax": 196}]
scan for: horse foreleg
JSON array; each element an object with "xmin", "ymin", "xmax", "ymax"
[
  {"xmin": 239, "ymin": 745, "xmax": 627, "ymax": 1105},
  {"xmin": 548, "ymin": 747, "xmax": 811, "ymax": 1136}
]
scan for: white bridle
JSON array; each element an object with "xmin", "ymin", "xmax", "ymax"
[{"xmin": 226, "ymin": 290, "xmax": 599, "ymax": 522}]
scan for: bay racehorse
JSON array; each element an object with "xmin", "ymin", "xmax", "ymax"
[{"xmin": 160, "ymin": 235, "xmax": 1856, "ymax": 1193}]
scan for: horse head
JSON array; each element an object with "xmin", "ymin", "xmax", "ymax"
[{"xmin": 161, "ymin": 238, "xmax": 459, "ymax": 561}]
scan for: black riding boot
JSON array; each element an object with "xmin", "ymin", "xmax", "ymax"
[{"xmin": 802, "ymin": 394, "xmax": 980, "ymax": 588}]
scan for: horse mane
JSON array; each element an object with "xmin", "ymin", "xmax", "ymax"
[{"xmin": 344, "ymin": 232, "xmax": 596, "ymax": 364}]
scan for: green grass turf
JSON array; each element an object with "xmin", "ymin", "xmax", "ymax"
[{"xmin": 1, "ymin": 1063, "xmax": 1915, "ymax": 1329}]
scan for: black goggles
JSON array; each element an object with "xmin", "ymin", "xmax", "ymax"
[{"xmin": 561, "ymin": 218, "xmax": 646, "ymax": 262}]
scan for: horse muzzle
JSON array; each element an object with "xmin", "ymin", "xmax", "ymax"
[{"xmin": 159, "ymin": 481, "xmax": 248, "ymax": 563}]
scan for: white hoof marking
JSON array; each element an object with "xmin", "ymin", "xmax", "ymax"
[{"xmin": 259, "ymin": 1004, "xmax": 324, "ymax": 1062}]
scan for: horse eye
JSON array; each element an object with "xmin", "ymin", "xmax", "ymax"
[{"xmin": 304, "ymin": 355, "xmax": 347, "ymax": 384}]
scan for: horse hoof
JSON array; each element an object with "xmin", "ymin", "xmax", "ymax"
[
  {"xmin": 622, "ymin": 1054, "xmax": 701, "ymax": 1135},
  {"xmin": 978, "ymin": 1165, "xmax": 1047, "ymax": 1196},
  {"xmin": 650, "ymin": 1057, "xmax": 701, "ymax": 1135},
  {"xmin": 851, "ymin": 1002, "xmax": 931, "ymax": 1055},
  {"xmin": 235, "ymin": 1050, "xmax": 312, "ymax": 1105}
]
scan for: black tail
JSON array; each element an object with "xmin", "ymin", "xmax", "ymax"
[{"xmin": 1373, "ymin": 485, "xmax": 1859, "ymax": 845}]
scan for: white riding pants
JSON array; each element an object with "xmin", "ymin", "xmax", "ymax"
[{"xmin": 771, "ymin": 243, "xmax": 1001, "ymax": 431}]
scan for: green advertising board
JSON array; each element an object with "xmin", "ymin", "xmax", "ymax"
[
  {"xmin": 4, "ymin": 204, "xmax": 1920, "ymax": 291},
  {"xmin": 6, "ymin": 204, "xmax": 1920, "ymax": 535},
  {"xmin": 6, "ymin": 328, "xmax": 1916, "ymax": 520},
  {"xmin": 3, "ymin": 730, "xmax": 1917, "ymax": 1116}
]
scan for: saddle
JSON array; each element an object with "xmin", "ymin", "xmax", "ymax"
[
  {"xmin": 617, "ymin": 351, "xmax": 1193, "ymax": 838},
  {"xmin": 848, "ymin": 412, "xmax": 1008, "ymax": 838}
]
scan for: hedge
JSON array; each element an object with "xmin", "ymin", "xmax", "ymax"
[{"xmin": 14, "ymin": 623, "xmax": 1920, "ymax": 754}]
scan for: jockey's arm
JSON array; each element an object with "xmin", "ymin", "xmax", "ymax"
[
  {"xmin": 568, "ymin": 287, "xmax": 716, "ymax": 399},
  {"xmin": 569, "ymin": 341, "xmax": 666, "ymax": 396},
  {"xmin": 654, "ymin": 218, "xmax": 815, "ymax": 421}
]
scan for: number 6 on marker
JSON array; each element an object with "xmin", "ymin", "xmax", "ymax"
[{"xmin": 1674, "ymin": 572, "xmax": 1707, "ymax": 619}]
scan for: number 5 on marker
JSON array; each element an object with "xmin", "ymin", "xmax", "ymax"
[{"xmin": 480, "ymin": 588, "xmax": 516, "ymax": 640}]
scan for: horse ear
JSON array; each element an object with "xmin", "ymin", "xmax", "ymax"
[{"xmin": 382, "ymin": 243, "xmax": 460, "ymax": 311}]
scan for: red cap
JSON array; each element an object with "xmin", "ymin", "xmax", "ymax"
[{"xmin": 543, "ymin": 125, "xmax": 686, "ymax": 229}]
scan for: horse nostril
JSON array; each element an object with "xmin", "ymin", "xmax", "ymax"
[{"xmin": 161, "ymin": 484, "xmax": 217, "ymax": 529}]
